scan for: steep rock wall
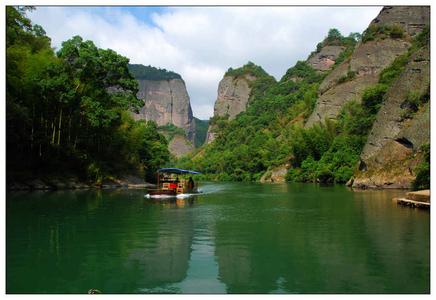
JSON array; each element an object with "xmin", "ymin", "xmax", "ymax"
[
  {"xmin": 213, "ymin": 74, "xmax": 255, "ymax": 119},
  {"xmin": 133, "ymin": 79, "xmax": 196, "ymax": 140},
  {"xmin": 352, "ymin": 46, "xmax": 430, "ymax": 189},
  {"xmin": 132, "ymin": 79, "xmax": 196, "ymax": 157},
  {"xmin": 372, "ymin": 6, "xmax": 430, "ymax": 35},
  {"xmin": 305, "ymin": 40, "xmax": 410, "ymax": 127},
  {"xmin": 305, "ymin": 6, "xmax": 429, "ymax": 128},
  {"xmin": 206, "ymin": 74, "xmax": 256, "ymax": 143}
]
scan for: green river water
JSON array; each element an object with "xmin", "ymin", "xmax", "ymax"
[{"xmin": 6, "ymin": 182, "xmax": 430, "ymax": 294}]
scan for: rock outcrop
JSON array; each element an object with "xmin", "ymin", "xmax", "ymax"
[
  {"xmin": 305, "ymin": 6, "xmax": 429, "ymax": 128},
  {"xmin": 259, "ymin": 164, "xmax": 289, "ymax": 183},
  {"xmin": 371, "ymin": 6, "xmax": 430, "ymax": 35},
  {"xmin": 307, "ymin": 45, "xmax": 346, "ymax": 72},
  {"xmin": 168, "ymin": 134, "xmax": 195, "ymax": 158},
  {"xmin": 133, "ymin": 79, "xmax": 196, "ymax": 143},
  {"xmin": 206, "ymin": 73, "xmax": 256, "ymax": 143},
  {"xmin": 213, "ymin": 74, "xmax": 256, "ymax": 120},
  {"xmin": 353, "ymin": 45, "xmax": 430, "ymax": 189}
]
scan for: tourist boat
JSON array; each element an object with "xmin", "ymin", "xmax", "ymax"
[{"xmin": 146, "ymin": 168, "xmax": 202, "ymax": 197}]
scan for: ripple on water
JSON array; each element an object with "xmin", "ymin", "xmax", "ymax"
[{"xmin": 6, "ymin": 183, "xmax": 430, "ymax": 294}]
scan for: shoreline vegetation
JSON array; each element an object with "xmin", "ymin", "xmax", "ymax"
[
  {"xmin": 7, "ymin": 6, "xmax": 169, "ymax": 189},
  {"xmin": 7, "ymin": 174, "xmax": 156, "ymax": 191},
  {"xmin": 6, "ymin": 7, "xmax": 430, "ymax": 191}
]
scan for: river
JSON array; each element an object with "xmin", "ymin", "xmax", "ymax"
[{"xmin": 6, "ymin": 182, "xmax": 430, "ymax": 294}]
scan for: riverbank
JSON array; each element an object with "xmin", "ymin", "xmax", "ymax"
[{"xmin": 7, "ymin": 175, "xmax": 155, "ymax": 191}]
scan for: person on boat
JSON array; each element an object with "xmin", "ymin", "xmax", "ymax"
[{"xmin": 187, "ymin": 177, "xmax": 194, "ymax": 190}]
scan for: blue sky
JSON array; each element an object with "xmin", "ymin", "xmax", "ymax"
[
  {"xmin": 81, "ymin": 6, "xmax": 167, "ymax": 24},
  {"xmin": 29, "ymin": 6, "xmax": 382, "ymax": 119},
  {"xmin": 116, "ymin": 6, "xmax": 166, "ymax": 22}
]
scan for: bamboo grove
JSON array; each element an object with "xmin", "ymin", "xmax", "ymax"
[{"xmin": 6, "ymin": 6, "xmax": 170, "ymax": 183}]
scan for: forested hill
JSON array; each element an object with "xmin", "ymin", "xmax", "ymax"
[
  {"xmin": 128, "ymin": 64, "xmax": 182, "ymax": 80},
  {"xmin": 178, "ymin": 29, "xmax": 359, "ymax": 181},
  {"xmin": 6, "ymin": 6, "xmax": 170, "ymax": 187},
  {"xmin": 177, "ymin": 7, "xmax": 430, "ymax": 190}
]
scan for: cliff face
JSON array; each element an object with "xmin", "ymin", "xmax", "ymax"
[
  {"xmin": 307, "ymin": 45, "xmax": 346, "ymax": 72},
  {"xmin": 133, "ymin": 79, "xmax": 196, "ymax": 141},
  {"xmin": 305, "ymin": 6, "xmax": 429, "ymax": 128},
  {"xmin": 352, "ymin": 45, "xmax": 430, "ymax": 189},
  {"xmin": 371, "ymin": 6, "xmax": 429, "ymax": 35},
  {"xmin": 130, "ymin": 77, "xmax": 197, "ymax": 157},
  {"xmin": 213, "ymin": 74, "xmax": 256, "ymax": 119},
  {"xmin": 206, "ymin": 73, "xmax": 256, "ymax": 143}
]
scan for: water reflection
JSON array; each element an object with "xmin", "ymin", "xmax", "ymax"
[
  {"xmin": 147, "ymin": 197, "xmax": 196, "ymax": 208},
  {"xmin": 6, "ymin": 184, "xmax": 430, "ymax": 294},
  {"xmin": 211, "ymin": 183, "xmax": 429, "ymax": 293},
  {"xmin": 7, "ymin": 189, "xmax": 196, "ymax": 293},
  {"xmin": 124, "ymin": 207, "xmax": 194, "ymax": 289}
]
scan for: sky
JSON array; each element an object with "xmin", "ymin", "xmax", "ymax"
[{"xmin": 28, "ymin": 6, "xmax": 382, "ymax": 120}]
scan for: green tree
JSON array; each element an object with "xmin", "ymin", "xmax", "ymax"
[{"xmin": 6, "ymin": 6, "xmax": 170, "ymax": 184}]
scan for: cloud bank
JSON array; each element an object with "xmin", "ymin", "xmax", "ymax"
[{"xmin": 29, "ymin": 6, "xmax": 382, "ymax": 119}]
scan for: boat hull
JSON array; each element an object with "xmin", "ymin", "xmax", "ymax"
[{"xmin": 147, "ymin": 189, "xmax": 177, "ymax": 196}]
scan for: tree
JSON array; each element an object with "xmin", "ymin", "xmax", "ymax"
[
  {"xmin": 326, "ymin": 28, "xmax": 343, "ymax": 42},
  {"xmin": 7, "ymin": 7, "xmax": 170, "ymax": 183}
]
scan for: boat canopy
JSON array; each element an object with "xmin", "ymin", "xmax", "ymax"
[{"xmin": 157, "ymin": 168, "xmax": 202, "ymax": 175}]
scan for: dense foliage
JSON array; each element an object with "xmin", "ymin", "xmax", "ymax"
[
  {"xmin": 178, "ymin": 27, "xmax": 429, "ymax": 186},
  {"xmin": 193, "ymin": 118, "xmax": 209, "ymax": 147},
  {"xmin": 316, "ymin": 29, "xmax": 361, "ymax": 50},
  {"xmin": 286, "ymin": 27, "xmax": 430, "ymax": 184},
  {"xmin": 315, "ymin": 28, "xmax": 361, "ymax": 67},
  {"xmin": 362, "ymin": 24, "xmax": 405, "ymax": 43},
  {"xmin": 177, "ymin": 30, "xmax": 365, "ymax": 182},
  {"xmin": 7, "ymin": 7, "xmax": 169, "ymax": 184},
  {"xmin": 412, "ymin": 144, "xmax": 430, "ymax": 190},
  {"xmin": 286, "ymin": 101, "xmax": 373, "ymax": 183},
  {"xmin": 128, "ymin": 64, "xmax": 182, "ymax": 80},
  {"xmin": 177, "ymin": 60, "xmax": 325, "ymax": 181},
  {"xmin": 157, "ymin": 123, "xmax": 186, "ymax": 142}
]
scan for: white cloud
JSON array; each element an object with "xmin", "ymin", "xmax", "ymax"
[{"xmin": 28, "ymin": 6, "xmax": 382, "ymax": 119}]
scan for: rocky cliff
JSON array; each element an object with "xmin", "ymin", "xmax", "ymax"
[
  {"xmin": 269, "ymin": 6, "xmax": 430, "ymax": 186},
  {"xmin": 178, "ymin": 6, "xmax": 430, "ymax": 187},
  {"xmin": 352, "ymin": 45, "xmax": 430, "ymax": 189},
  {"xmin": 212, "ymin": 73, "xmax": 256, "ymax": 120},
  {"xmin": 132, "ymin": 79, "xmax": 196, "ymax": 141},
  {"xmin": 307, "ymin": 45, "xmax": 346, "ymax": 72},
  {"xmin": 206, "ymin": 73, "xmax": 256, "ymax": 143},
  {"xmin": 206, "ymin": 62, "xmax": 275, "ymax": 143},
  {"xmin": 129, "ymin": 65, "xmax": 197, "ymax": 157},
  {"xmin": 305, "ymin": 6, "xmax": 429, "ymax": 128}
]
